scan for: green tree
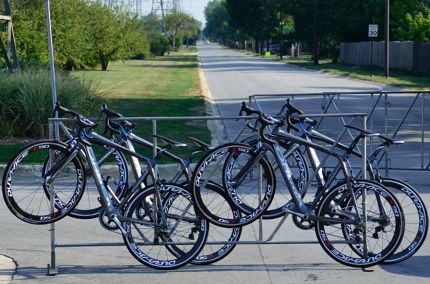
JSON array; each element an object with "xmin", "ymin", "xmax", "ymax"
[
  {"xmin": 225, "ymin": 0, "xmax": 281, "ymax": 53},
  {"xmin": 165, "ymin": 11, "xmax": 200, "ymax": 50},
  {"xmin": 143, "ymin": 13, "xmax": 169, "ymax": 56},
  {"xmin": 11, "ymin": 0, "xmax": 48, "ymax": 64},
  {"xmin": 203, "ymin": 0, "xmax": 233, "ymax": 43},
  {"xmin": 394, "ymin": 0, "xmax": 430, "ymax": 41},
  {"xmin": 10, "ymin": 0, "xmax": 150, "ymax": 70},
  {"xmin": 397, "ymin": 12, "xmax": 430, "ymax": 41}
]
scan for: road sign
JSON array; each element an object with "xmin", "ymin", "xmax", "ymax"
[{"xmin": 368, "ymin": 24, "xmax": 378, "ymax": 38}]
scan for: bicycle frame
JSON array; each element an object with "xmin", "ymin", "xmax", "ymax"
[
  {"xmin": 234, "ymin": 124, "xmax": 361, "ymax": 225},
  {"xmin": 53, "ymin": 128, "xmax": 166, "ymax": 235}
]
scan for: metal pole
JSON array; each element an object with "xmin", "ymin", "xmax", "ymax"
[
  {"xmin": 384, "ymin": 0, "xmax": 390, "ymax": 78},
  {"xmin": 45, "ymin": 0, "xmax": 57, "ymax": 109},
  {"xmin": 384, "ymin": 92, "xmax": 389, "ymax": 176},
  {"xmin": 362, "ymin": 116, "xmax": 367, "ymax": 179},
  {"xmin": 47, "ymin": 121, "xmax": 57, "ymax": 276},
  {"xmin": 421, "ymin": 94, "xmax": 425, "ymax": 169},
  {"xmin": 152, "ymin": 120, "xmax": 157, "ymax": 159},
  {"xmin": 361, "ymin": 117, "xmax": 368, "ymax": 258},
  {"xmin": 45, "ymin": 0, "xmax": 59, "ymax": 140},
  {"xmin": 370, "ymin": 93, "xmax": 374, "ymax": 154},
  {"xmin": 258, "ymin": 126, "xmax": 263, "ymax": 241}
]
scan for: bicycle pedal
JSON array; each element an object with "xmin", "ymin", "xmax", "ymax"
[{"xmin": 188, "ymin": 233, "xmax": 195, "ymax": 240}]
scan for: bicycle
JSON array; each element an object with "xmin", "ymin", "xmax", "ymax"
[
  {"xmin": 2, "ymin": 102, "xmax": 209, "ymax": 270},
  {"xmin": 273, "ymin": 98, "xmax": 428, "ymax": 264},
  {"xmin": 191, "ymin": 101, "xmax": 405, "ymax": 268},
  {"xmin": 97, "ymin": 105, "xmax": 243, "ymax": 265}
]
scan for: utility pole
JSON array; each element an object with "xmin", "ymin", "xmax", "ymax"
[
  {"xmin": 313, "ymin": 0, "xmax": 319, "ymax": 65},
  {"xmin": 279, "ymin": 10, "xmax": 284, "ymax": 60},
  {"xmin": 97, "ymin": 0, "xmax": 148, "ymax": 17},
  {"xmin": 0, "ymin": 0, "xmax": 19, "ymax": 72},
  {"xmin": 384, "ymin": 0, "xmax": 390, "ymax": 78},
  {"xmin": 151, "ymin": 0, "xmax": 169, "ymax": 32}
]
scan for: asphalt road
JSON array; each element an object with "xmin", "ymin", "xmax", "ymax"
[
  {"xmin": 0, "ymin": 183, "xmax": 429, "ymax": 284},
  {"xmin": 0, "ymin": 43, "xmax": 428, "ymax": 283},
  {"xmin": 198, "ymin": 42, "xmax": 430, "ymax": 170}
]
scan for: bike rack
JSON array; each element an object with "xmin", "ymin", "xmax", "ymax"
[
  {"xmin": 46, "ymin": 111, "xmax": 367, "ymax": 275},
  {"xmin": 248, "ymin": 91, "xmax": 430, "ymax": 172}
]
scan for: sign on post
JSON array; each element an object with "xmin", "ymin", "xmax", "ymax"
[{"xmin": 368, "ymin": 24, "xmax": 378, "ymax": 38}]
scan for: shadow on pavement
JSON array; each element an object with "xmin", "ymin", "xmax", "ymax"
[
  {"xmin": 15, "ymin": 262, "xmax": 353, "ymax": 279},
  {"xmin": 379, "ymin": 255, "xmax": 430, "ymax": 278}
]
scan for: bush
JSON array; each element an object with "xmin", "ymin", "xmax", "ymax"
[
  {"xmin": 150, "ymin": 33, "xmax": 170, "ymax": 56},
  {"xmin": 0, "ymin": 67, "xmax": 104, "ymax": 138}
]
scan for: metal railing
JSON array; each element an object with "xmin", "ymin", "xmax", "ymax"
[
  {"xmin": 249, "ymin": 91, "xmax": 430, "ymax": 173},
  {"xmin": 46, "ymin": 111, "xmax": 367, "ymax": 275}
]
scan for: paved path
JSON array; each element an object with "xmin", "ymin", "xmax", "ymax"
[
  {"xmin": 198, "ymin": 43, "xmax": 407, "ymax": 139},
  {"xmin": 0, "ymin": 181, "xmax": 428, "ymax": 284},
  {"xmin": 0, "ymin": 44, "xmax": 428, "ymax": 283},
  {"xmin": 198, "ymin": 43, "xmax": 429, "ymax": 169}
]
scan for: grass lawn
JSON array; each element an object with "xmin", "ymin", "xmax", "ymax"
[
  {"xmin": 279, "ymin": 55, "xmax": 430, "ymax": 90},
  {"xmin": 0, "ymin": 48, "xmax": 210, "ymax": 162}
]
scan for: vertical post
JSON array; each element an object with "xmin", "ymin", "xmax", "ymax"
[
  {"xmin": 258, "ymin": 126, "xmax": 263, "ymax": 241},
  {"xmin": 384, "ymin": 92, "xmax": 389, "ymax": 176},
  {"xmin": 47, "ymin": 120, "xmax": 58, "ymax": 276},
  {"xmin": 361, "ymin": 114, "xmax": 368, "ymax": 258},
  {"xmin": 370, "ymin": 93, "xmax": 374, "ymax": 154},
  {"xmin": 337, "ymin": 94, "xmax": 340, "ymax": 128},
  {"xmin": 362, "ymin": 115, "xmax": 367, "ymax": 180},
  {"xmin": 384, "ymin": 0, "xmax": 390, "ymax": 78},
  {"xmin": 421, "ymin": 94, "xmax": 425, "ymax": 169},
  {"xmin": 279, "ymin": 11, "xmax": 284, "ymax": 60},
  {"xmin": 313, "ymin": 0, "xmax": 319, "ymax": 65},
  {"xmin": 152, "ymin": 119, "xmax": 157, "ymax": 159},
  {"xmin": 45, "ymin": 0, "xmax": 59, "ymax": 139},
  {"xmin": 322, "ymin": 94, "xmax": 326, "ymax": 134},
  {"xmin": 7, "ymin": 20, "xmax": 18, "ymax": 69}
]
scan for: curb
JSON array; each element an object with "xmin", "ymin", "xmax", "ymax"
[
  {"xmin": 198, "ymin": 56, "xmax": 227, "ymax": 145},
  {"xmin": 0, "ymin": 255, "xmax": 16, "ymax": 283}
]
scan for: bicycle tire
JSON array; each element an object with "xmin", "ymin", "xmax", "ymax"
[
  {"xmin": 68, "ymin": 144, "xmax": 128, "ymax": 219},
  {"xmin": 241, "ymin": 137, "xmax": 309, "ymax": 219},
  {"xmin": 192, "ymin": 143, "xmax": 275, "ymax": 228},
  {"xmin": 2, "ymin": 140, "xmax": 85, "ymax": 224},
  {"xmin": 191, "ymin": 182, "xmax": 242, "ymax": 265},
  {"xmin": 122, "ymin": 183, "xmax": 208, "ymax": 270},
  {"xmin": 315, "ymin": 180, "xmax": 404, "ymax": 268},
  {"xmin": 380, "ymin": 178, "xmax": 428, "ymax": 264}
]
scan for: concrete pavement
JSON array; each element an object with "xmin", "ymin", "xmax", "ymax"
[
  {"xmin": 0, "ymin": 43, "xmax": 428, "ymax": 283},
  {"xmin": 0, "ymin": 183, "xmax": 429, "ymax": 283}
]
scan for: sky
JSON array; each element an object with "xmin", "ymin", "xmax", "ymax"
[
  {"xmin": 140, "ymin": 0, "xmax": 211, "ymax": 27},
  {"xmin": 181, "ymin": 0, "xmax": 211, "ymax": 26}
]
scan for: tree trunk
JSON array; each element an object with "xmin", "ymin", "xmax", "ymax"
[
  {"xmin": 313, "ymin": 0, "xmax": 320, "ymax": 65},
  {"xmin": 254, "ymin": 39, "xmax": 259, "ymax": 53},
  {"xmin": 101, "ymin": 57, "xmax": 109, "ymax": 71}
]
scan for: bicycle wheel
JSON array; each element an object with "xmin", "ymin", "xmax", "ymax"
[
  {"xmin": 122, "ymin": 184, "xmax": 208, "ymax": 270},
  {"xmin": 2, "ymin": 140, "xmax": 85, "ymax": 224},
  {"xmin": 242, "ymin": 137, "xmax": 309, "ymax": 219},
  {"xmin": 69, "ymin": 144, "xmax": 128, "ymax": 219},
  {"xmin": 315, "ymin": 180, "xmax": 404, "ymax": 268},
  {"xmin": 191, "ymin": 182, "xmax": 242, "ymax": 265},
  {"xmin": 380, "ymin": 178, "xmax": 428, "ymax": 264},
  {"xmin": 192, "ymin": 143, "xmax": 275, "ymax": 228}
]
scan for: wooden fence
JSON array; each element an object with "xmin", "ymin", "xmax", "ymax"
[{"xmin": 340, "ymin": 41, "xmax": 430, "ymax": 75}]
